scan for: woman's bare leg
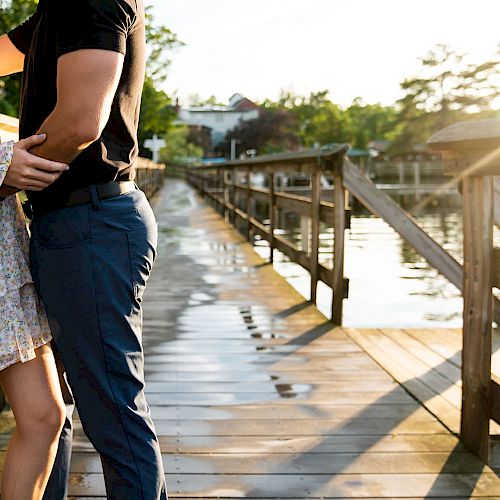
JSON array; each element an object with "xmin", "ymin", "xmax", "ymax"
[{"xmin": 0, "ymin": 344, "xmax": 65, "ymax": 500}]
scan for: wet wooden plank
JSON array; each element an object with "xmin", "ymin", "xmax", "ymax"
[
  {"xmin": 143, "ymin": 380, "xmax": 400, "ymax": 394},
  {"xmin": 146, "ymin": 404, "xmax": 429, "ymax": 421},
  {"xmin": 68, "ymin": 450, "xmax": 487, "ymax": 475},
  {"xmin": 72, "ymin": 417, "xmax": 445, "ymax": 437},
  {"xmin": 61, "ymin": 433, "xmax": 465, "ymax": 455},
  {"xmin": 64, "ymin": 472, "xmax": 500, "ymax": 497}
]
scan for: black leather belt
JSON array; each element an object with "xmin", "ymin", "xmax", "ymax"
[
  {"xmin": 65, "ymin": 180, "xmax": 136, "ymax": 207},
  {"xmin": 29, "ymin": 180, "xmax": 137, "ymax": 218}
]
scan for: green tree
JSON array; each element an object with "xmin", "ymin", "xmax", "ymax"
[
  {"xmin": 217, "ymin": 108, "xmax": 299, "ymax": 157},
  {"xmin": 159, "ymin": 125, "xmax": 203, "ymax": 165},
  {"xmin": 138, "ymin": 77, "xmax": 176, "ymax": 157},
  {"xmin": 345, "ymin": 98, "xmax": 396, "ymax": 149},
  {"xmin": 0, "ymin": 0, "xmax": 37, "ymax": 116},
  {"xmin": 391, "ymin": 44, "xmax": 500, "ymax": 152},
  {"xmin": 138, "ymin": 5, "xmax": 184, "ymax": 156},
  {"xmin": 264, "ymin": 90, "xmax": 355, "ymax": 148},
  {"xmin": 144, "ymin": 5, "xmax": 184, "ymax": 85}
]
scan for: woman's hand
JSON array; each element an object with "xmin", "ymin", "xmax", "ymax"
[{"xmin": 4, "ymin": 134, "xmax": 69, "ymax": 192}]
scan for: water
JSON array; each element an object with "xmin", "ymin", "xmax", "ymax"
[{"xmin": 251, "ymin": 190, "xmax": 466, "ymax": 328}]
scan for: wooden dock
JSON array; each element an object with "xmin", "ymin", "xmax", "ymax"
[{"xmin": 0, "ymin": 177, "xmax": 499, "ymax": 498}]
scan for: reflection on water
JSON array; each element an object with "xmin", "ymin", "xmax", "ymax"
[{"xmin": 253, "ymin": 191, "xmax": 466, "ymax": 328}]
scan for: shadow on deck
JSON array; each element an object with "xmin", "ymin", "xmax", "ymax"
[{"xmin": 0, "ymin": 178, "xmax": 499, "ymax": 498}]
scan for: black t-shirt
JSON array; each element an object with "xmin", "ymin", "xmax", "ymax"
[{"xmin": 8, "ymin": 0, "xmax": 146, "ymax": 211}]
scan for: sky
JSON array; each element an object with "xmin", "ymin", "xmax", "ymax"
[{"xmin": 148, "ymin": 0, "xmax": 500, "ymax": 108}]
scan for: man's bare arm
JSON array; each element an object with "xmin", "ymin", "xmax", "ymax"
[
  {"xmin": 30, "ymin": 49, "xmax": 124, "ymax": 164},
  {"xmin": 0, "ymin": 34, "xmax": 24, "ymax": 76}
]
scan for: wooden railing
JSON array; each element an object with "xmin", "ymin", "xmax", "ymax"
[
  {"xmin": 186, "ymin": 146, "xmax": 465, "ymax": 326},
  {"xmin": 187, "ymin": 121, "xmax": 500, "ymax": 463},
  {"xmin": 187, "ymin": 147, "xmax": 350, "ymax": 323},
  {"xmin": 429, "ymin": 118, "xmax": 500, "ymax": 462},
  {"xmin": 135, "ymin": 157, "xmax": 165, "ymax": 199}
]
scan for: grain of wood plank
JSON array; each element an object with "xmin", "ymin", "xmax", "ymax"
[
  {"xmin": 380, "ymin": 328, "xmax": 462, "ymax": 384},
  {"xmin": 67, "ymin": 450, "xmax": 486, "ymax": 475},
  {"xmin": 345, "ymin": 328, "xmax": 462, "ymax": 409},
  {"xmin": 344, "ymin": 328, "xmax": 461, "ymax": 433},
  {"xmin": 64, "ymin": 472, "xmax": 500, "ymax": 498}
]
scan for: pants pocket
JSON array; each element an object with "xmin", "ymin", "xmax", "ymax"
[{"xmin": 127, "ymin": 223, "xmax": 158, "ymax": 303}]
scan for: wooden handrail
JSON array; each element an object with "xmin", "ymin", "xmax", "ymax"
[
  {"xmin": 134, "ymin": 157, "xmax": 166, "ymax": 199},
  {"xmin": 343, "ymin": 158, "xmax": 463, "ymax": 290}
]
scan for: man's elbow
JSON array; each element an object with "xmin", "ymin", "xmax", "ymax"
[{"xmin": 67, "ymin": 121, "xmax": 102, "ymax": 149}]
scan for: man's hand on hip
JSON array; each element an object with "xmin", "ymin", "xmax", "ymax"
[{"xmin": 4, "ymin": 134, "xmax": 69, "ymax": 192}]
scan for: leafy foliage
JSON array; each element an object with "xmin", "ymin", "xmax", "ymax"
[
  {"xmin": 144, "ymin": 5, "xmax": 184, "ymax": 84},
  {"xmin": 217, "ymin": 108, "xmax": 299, "ymax": 157},
  {"xmin": 0, "ymin": 0, "xmax": 37, "ymax": 116},
  {"xmin": 390, "ymin": 44, "xmax": 500, "ymax": 151},
  {"xmin": 159, "ymin": 125, "xmax": 203, "ymax": 165}
]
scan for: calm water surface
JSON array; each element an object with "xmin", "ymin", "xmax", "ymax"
[{"xmin": 252, "ymin": 191, "xmax": 467, "ymax": 328}]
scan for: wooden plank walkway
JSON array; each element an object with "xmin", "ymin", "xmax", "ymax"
[
  {"xmin": 345, "ymin": 327, "xmax": 500, "ymax": 469},
  {"xmin": 0, "ymin": 178, "xmax": 500, "ymax": 498}
]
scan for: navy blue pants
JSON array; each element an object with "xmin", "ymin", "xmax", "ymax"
[{"xmin": 30, "ymin": 187, "xmax": 167, "ymax": 500}]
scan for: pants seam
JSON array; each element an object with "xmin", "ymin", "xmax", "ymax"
[{"xmin": 88, "ymin": 210, "xmax": 146, "ymax": 499}]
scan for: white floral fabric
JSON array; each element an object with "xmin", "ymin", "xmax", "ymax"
[{"xmin": 0, "ymin": 141, "xmax": 52, "ymax": 371}]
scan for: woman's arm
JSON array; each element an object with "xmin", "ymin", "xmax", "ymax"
[
  {"xmin": 0, "ymin": 141, "xmax": 14, "ymax": 187},
  {"xmin": 0, "ymin": 136, "xmax": 69, "ymax": 197}
]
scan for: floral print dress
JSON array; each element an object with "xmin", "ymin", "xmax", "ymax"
[{"xmin": 0, "ymin": 141, "xmax": 52, "ymax": 370}]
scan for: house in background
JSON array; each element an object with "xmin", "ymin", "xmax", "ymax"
[
  {"xmin": 177, "ymin": 93, "xmax": 259, "ymax": 154},
  {"xmin": 0, "ymin": 113, "xmax": 19, "ymax": 142}
]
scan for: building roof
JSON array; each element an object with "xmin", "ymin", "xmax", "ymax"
[{"xmin": 185, "ymin": 94, "xmax": 258, "ymax": 114}]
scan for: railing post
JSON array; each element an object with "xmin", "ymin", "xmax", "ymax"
[
  {"xmin": 332, "ymin": 163, "xmax": 346, "ymax": 324},
  {"xmin": 429, "ymin": 119, "xmax": 500, "ymax": 462},
  {"xmin": 310, "ymin": 169, "xmax": 321, "ymax": 304},
  {"xmin": 246, "ymin": 167, "xmax": 253, "ymax": 241},
  {"xmin": 269, "ymin": 172, "xmax": 276, "ymax": 263},
  {"xmin": 461, "ymin": 174, "xmax": 493, "ymax": 460}
]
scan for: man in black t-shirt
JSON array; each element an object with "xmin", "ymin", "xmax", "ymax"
[{"xmin": 0, "ymin": 1, "xmax": 167, "ymax": 498}]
